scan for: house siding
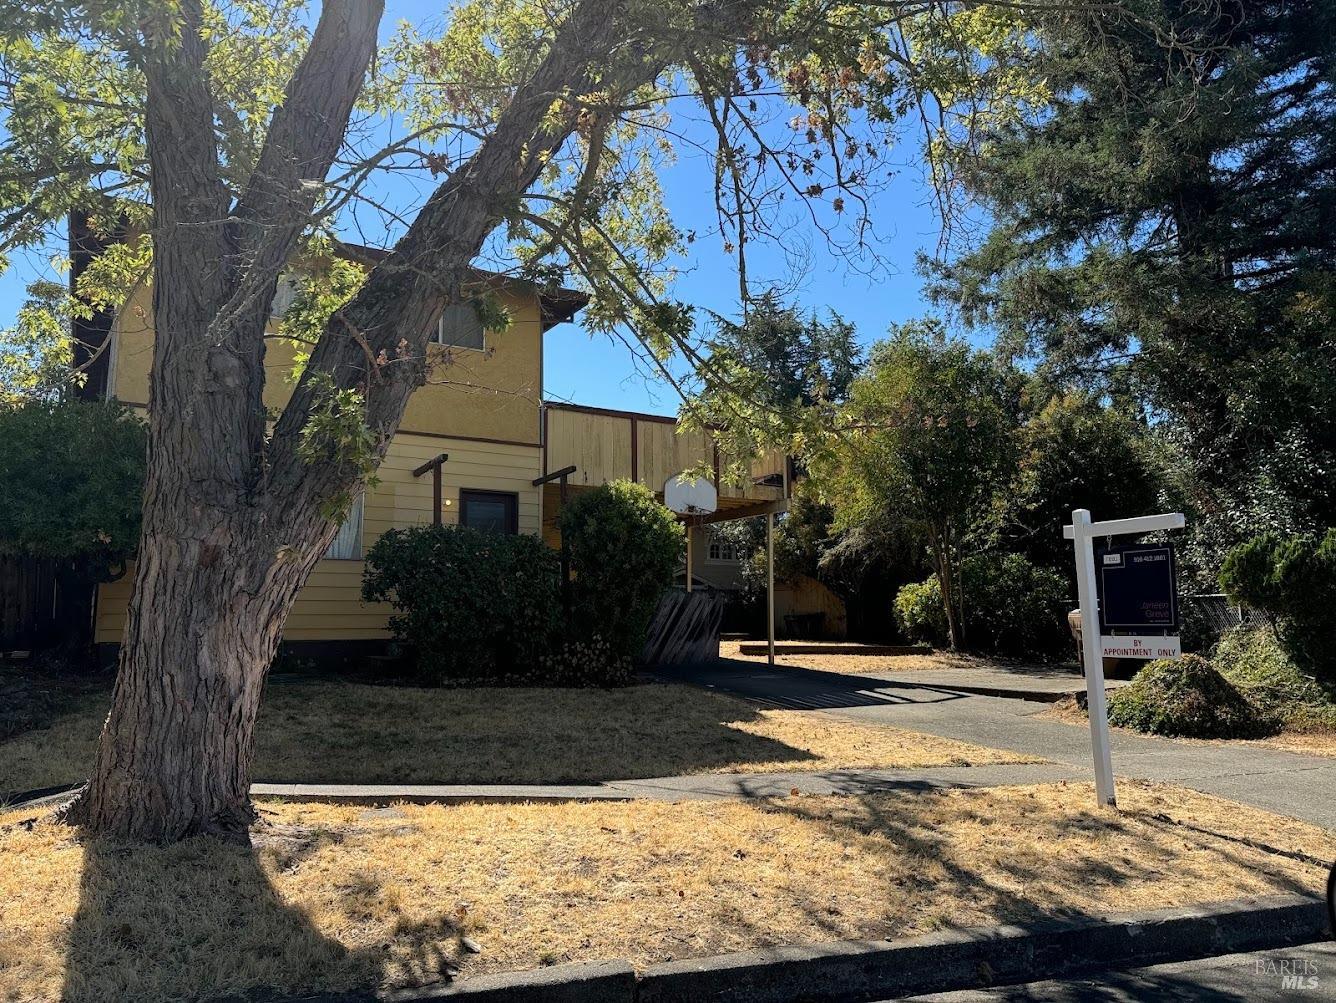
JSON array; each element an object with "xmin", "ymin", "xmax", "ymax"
[
  {"xmin": 93, "ymin": 276, "xmax": 548, "ymax": 649},
  {"xmin": 107, "ymin": 280, "xmax": 545, "ymax": 445},
  {"xmin": 93, "ymin": 433, "xmax": 542, "ymax": 644}
]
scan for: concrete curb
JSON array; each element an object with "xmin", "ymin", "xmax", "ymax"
[
  {"xmin": 291, "ymin": 961, "xmax": 638, "ymax": 1002},
  {"xmin": 891, "ymin": 680, "xmax": 1079, "ymax": 704},
  {"xmin": 635, "ymin": 895, "xmax": 1326, "ymax": 1001},
  {"xmin": 885, "ymin": 679, "xmax": 1125, "ymax": 704},
  {"xmin": 269, "ymin": 894, "xmax": 1327, "ymax": 1002}
]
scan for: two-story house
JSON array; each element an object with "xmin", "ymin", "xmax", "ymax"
[{"xmin": 72, "ymin": 222, "xmax": 809, "ymax": 662}]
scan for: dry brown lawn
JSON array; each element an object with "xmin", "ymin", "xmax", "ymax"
[
  {"xmin": 0, "ymin": 680, "xmax": 1035, "ymax": 797},
  {"xmin": 1255, "ymin": 732, "xmax": 1336, "ymax": 758},
  {"xmin": 2, "ymin": 780, "xmax": 1330, "ymax": 1002},
  {"xmin": 719, "ymin": 642, "xmax": 1067, "ymax": 677}
]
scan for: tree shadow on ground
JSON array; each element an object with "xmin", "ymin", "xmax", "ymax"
[
  {"xmin": 251, "ymin": 680, "xmax": 823, "ymax": 784},
  {"xmin": 662, "ymin": 655, "xmax": 974, "ymax": 710},
  {"xmin": 725, "ymin": 789, "xmax": 1323, "ymax": 947},
  {"xmin": 58, "ymin": 820, "xmax": 466, "ymax": 1003},
  {"xmin": 3, "ymin": 679, "xmax": 831, "ymax": 797}
]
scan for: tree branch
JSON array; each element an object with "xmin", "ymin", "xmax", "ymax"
[{"xmin": 229, "ymin": 0, "xmax": 383, "ymax": 271}]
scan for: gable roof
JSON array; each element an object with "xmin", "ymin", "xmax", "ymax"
[{"xmin": 337, "ymin": 242, "xmax": 588, "ymax": 333}]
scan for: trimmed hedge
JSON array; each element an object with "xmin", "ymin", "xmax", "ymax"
[
  {"xmin": 362, "ymin": 524, "xmax": 561, "ymax": 684},
  {"xmin": 1107, "ymin": 654, "xmax": 1261, "ymax": 739},
  {"xmin": 559, "ymin": 480, "xmax": 683, "ymax": 663}
]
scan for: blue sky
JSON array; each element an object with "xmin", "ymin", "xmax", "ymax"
[
  {"xmin": 0, "ymin": 3, "xmax": 963, "ymax": 415},
  {"xmin": 543, "ymin": 147, "xmax": 952, "ymax": 414}
]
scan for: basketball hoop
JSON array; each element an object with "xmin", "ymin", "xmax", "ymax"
[{"xmin": 663, "ymin": 474, "xmax": 718, "ymax": 516}]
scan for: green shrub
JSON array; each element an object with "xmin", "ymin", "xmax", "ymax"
[
  {"xmin": 894, "ymin": 578, "xmax": 946, "ymax": 645},
  {"xmin": 893, "ymin": 553, "xmax": 1069, "ymax": 657},
  {"xmin": 1220, "ymin": 529, "xmax": 1336, "ymax": 678},
  {"xmin": 0, "ymin": 398, "xmax": 146, "ymax": 659},
  {"xmin": 559, "ymin": 480, "xmax": 683, "ymax": 663},
  {"xmin": 362, "ymin": 524, "xmax": 561, "ymax": 684},
  {"xmin": 0, "ymin": 398, "xmax": 145, "ymax": 564},
  {"xmin": 1107, "ymin": 654, "xmax": 1262, "ymax": 738},
  {"xmin": 1213, "ymin": 627, "xmax": 1336, "ymax": 733}
]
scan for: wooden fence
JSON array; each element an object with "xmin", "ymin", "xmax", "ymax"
[
  {"xmin": 0, "ymin": 555, "xmax": 59, "ymax": 651},
  {"xmin": 640, "ymin": 588, "xmax": 725, "ymax": 668}
]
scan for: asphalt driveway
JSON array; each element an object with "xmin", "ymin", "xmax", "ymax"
[{"xmin": 660, "ymin": 656, "xmax": 1336, "ymax": 830}]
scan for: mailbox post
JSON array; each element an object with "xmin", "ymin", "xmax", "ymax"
[{"xmin": 1064, "ymin": 508, "xmax": 1185, "ymax": 808}]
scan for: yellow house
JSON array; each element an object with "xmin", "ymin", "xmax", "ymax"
[{"xmin": 77, "ymin": 234, "xmax": 791, "ymax": 661}]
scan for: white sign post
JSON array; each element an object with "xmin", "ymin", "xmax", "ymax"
[{"xmin": 1063, "ymin": 508, "xmax": 1185, "ymax": 808}]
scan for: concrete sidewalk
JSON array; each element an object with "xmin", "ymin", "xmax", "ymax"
[
  {"xmin": 251, "ymin": 762, "xmax": 1083, "ymax": 805},
  {"xmin": 845, "ymin": 661, "xmax": 1125, "ymax": 702},
  {"xmin": 663, "ymin": 658, "xmax": 1336, "ymax": 830}
]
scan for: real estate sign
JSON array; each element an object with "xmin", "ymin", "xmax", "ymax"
[
  {"xmin": 1095, "ymin": 544, "xmax": 1180, "ymax": 659},
  {"xmin": 1098, "ymin": 634, "xmax": 1182, "ymax": 659},
  {"xmin": 1066, "ymin": 510, "xmax": 1186, "ymax": 809}
]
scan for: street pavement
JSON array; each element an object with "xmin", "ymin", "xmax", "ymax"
[
  {"xmin": 660, "ymin": 656, "xmax": 1336, "ymax": 830},
  {"xmin": 901, "ymin": 942, "xmax": 1336, "ymax": 1001}
]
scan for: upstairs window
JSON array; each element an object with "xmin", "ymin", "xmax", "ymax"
[
  {"xmin": 707, "ymin": 538, "xmax": 738, "ymax": 563},
  {"xmin": 325, "ymin": 494, "xmax": 364, "ymax": 560},
  {"xmin": 270, "ymin": 274, "xmax": 298, "ymax": 319},
  {"xmin": 437, "ymin": 303, "xmax": 485, "ymax": 350}
]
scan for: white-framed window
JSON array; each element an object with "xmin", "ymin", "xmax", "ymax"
[
  {"xmin": 707, "ymin": 538, "xmax": 738, "ymax": 563},
  {"xmin": 436, "ymin": 303, "xmax": 485, "ymax": 350},
  {"xmin": 325, "ymin": 494, "xmax": 364, "ymax": 560},
  {"xmin": 270, "ymin": 274, "xmax": 299, "ymax": 319}
]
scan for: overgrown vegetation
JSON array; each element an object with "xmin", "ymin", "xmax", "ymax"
[
  {"xmin": 1103, "ymin": 628, "xmax": 1336, "ymax": 741},
  {"xmin": 927, "ymin": 0, "xmax": 1336, "ymax": 582},
  {"xmin": 1213, "ymin": 628, "xmax": 1336, "ymax": 735},
  {"xmin": 1107, "ymin": 655, "xmax": 1261, "ymax": 739},
  {"xmin": 814, "ymin": 322, "xmax": 1014, "ymax": 650},
  {"xmin": 1220, "ymin": 529, "xmax": 1336, "ymax": 680},
  {"xmin": 894, "ymin": 554, "xmax": 1068, "ymax": 657}
]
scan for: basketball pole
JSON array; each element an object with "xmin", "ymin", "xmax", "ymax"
[
  {"xmin": 767, "ymin": 511, "xmax": 775, "ymax": 668},
  {"xmin": 686, "ymin": 520, "xmax": 692, "ymax": 593}
]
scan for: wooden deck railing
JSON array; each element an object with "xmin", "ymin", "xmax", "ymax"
[{"xmin": 540, "ymin": 402, "xmax": 786, "ymax": 504}]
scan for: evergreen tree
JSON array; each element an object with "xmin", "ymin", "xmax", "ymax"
[{"xmin": 930, "ymin": 0, "xmax": 1336, "ymax": 563}]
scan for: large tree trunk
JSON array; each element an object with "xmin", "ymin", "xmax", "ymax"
[
  {"xmin": 63, "ymin": 0, "xmax": 384, "ymax": 840},
  {"xmin": 65, "ymin": 532, "xmax": 331, "ymax": 838},
  {"xmin": 63, "ymin": 0, "xmax": 673, "ymax": 841}
]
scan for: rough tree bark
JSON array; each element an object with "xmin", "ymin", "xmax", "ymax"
[{"xmin": 63, "ymin": 0, "xmax": 683, "ymax": 841}]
